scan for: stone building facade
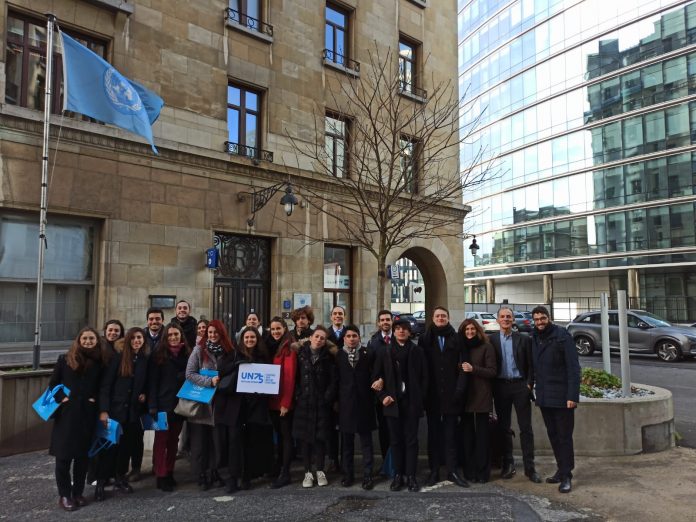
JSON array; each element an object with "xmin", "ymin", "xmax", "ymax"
[{"xmin": 0, "ymin": 0, "xmax": 465, "ymax": 349}]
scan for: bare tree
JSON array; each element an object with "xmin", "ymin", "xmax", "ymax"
[{"xmin": 287, "ymin": 45, "xmax": 492, "ymax": 310}]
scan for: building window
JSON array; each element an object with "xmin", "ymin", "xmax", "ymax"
[
  {"xmin": 400, "ymin": 136, "xmax": 419, "ymax": 193},
  {"xmin": 325, "ymin": 113, "xmax": 347, "ymax": 178},
  {"xmin": 325, "ymin": 4, "xmax": 349, "ymax": 66},
  {"xmin": 323, "ymin": 245, "xmax": 352, "ymax": 324},
  {"xmin": 5, "ymin": 12, "xmax": 107, "ymax": 114},
  {"xmin": 0, "ymin": 213, "xmax": 94, "ymax": 345},
  {"xmin": 399, "ymin": 39, "xmax": 416, "ymax": 92},
  {"xmin": 226, "ymin": 83, "xmax": 261, "ymax": 158},
  {"xmin": 226, "ymin": 0, "xmax": 273, "ymax": 39}
]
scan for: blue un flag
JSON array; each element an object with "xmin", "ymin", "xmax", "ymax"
[{"xmin": 60, "ymin": 31, "xmax": 164, "ymax": 153}]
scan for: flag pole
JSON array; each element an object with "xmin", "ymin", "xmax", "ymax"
[{"xmin": 32, "ymin": 13, "xmax": 56, "ymax": 370}]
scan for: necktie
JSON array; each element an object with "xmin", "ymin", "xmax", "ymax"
[
  {"xmin": 384, "ymin": 335, "xmax": 390, "ymax": 344},
  {"xmin": 438, "ymin": 336, "xmax": 445, "ymax": 352}
]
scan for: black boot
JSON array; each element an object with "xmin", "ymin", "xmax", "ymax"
[
  {"xmin": 210, "ymin": 469, "xmax": 225, "ymax": 488},
  {"xmin": 270, "ymin": 471, "xmax": 291, "ymax": 489},
  {"xmin": 94, "ymin": 481, "xmax": 106, "ymax": 501},
  {"xmin": 226, "ymin": 478, "xmax": 238, "ymax": 494},
  {"xmin": 198, "ymin": 472, "xmax": 210, "ymax": 491}
]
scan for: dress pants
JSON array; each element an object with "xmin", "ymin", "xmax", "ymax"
[
  {"xmin": 540, "ymin": 407, "xmax": 575, "ymax": 479},
  {"xmin": 341, "ymin": 431, "xmax": 374, "ymax": 478},
  {"xmin": 426, "ymin": 412, "xmax": 458, "ymax": 474},
  {"xmin": 462, "ymin": 412, "xmax": 491, "ymax": 481},
  {"xmin": 116, "ymin": 421, "xmax": 144, "ymax": 478},
  {"xmin": 216, "ymin": 424, "xmax": 243, "ymax": 481},
  {"xmin": 494, "ymin": 379, "xmax": 535, "ymax": 471},
  {"xmin": 153, "ymin": 418, "xmax": 183, "ymax": 478},
  {"xmin": 375, "ymin": 403, "xmax": 390, "ymax": 459},
  {"xmin": 303, "ymin": 440, "xmax": 326, "ymax": 472},
  {"xmin": 386, "ymin": 402, "xmax": 419, "ymax": 476},
  {"xmin": 189, "ymin": 422, "xmax": 221, "ymax": 476},
  {"xmin": 270, "ymin": 411, "xmax": 294, "ymax": 475},
  {"xmin": 55, "ymin": 456, "xmax": 89, "ymax": 498}
]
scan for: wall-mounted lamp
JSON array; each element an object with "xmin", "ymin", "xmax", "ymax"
[
  {"xmin": 238, "ymin": 182, "xmax": 299, "ymax": 227},
  {"xmin": 469, "ymin": 235, "xmax": 480, "ymax": 256}
]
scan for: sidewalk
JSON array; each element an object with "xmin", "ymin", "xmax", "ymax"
[{"xmin": 1, "ymin": 446, "xmax": 695, "ymax": 521}]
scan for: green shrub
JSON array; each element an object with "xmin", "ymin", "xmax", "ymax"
[
  {"xmin": 579, "ymin": 384, "xmax": 603, "ymax": 398},
  {"xmin": 581, "ymin": 367, "xmax": 621, "ymax": 389}
]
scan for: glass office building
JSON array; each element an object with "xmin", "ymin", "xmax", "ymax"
[{"xmin": 459, "ymin": 0, "xmax": 696, "ymax": 321}]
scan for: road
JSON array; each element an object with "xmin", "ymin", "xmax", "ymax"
[{"xmin": 582, "ymin": 353, "xmax": 696, "ymax": 448}]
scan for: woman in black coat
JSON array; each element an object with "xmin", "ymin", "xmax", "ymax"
[
  {"xmin": 96, "ymin": 327, "xmax": 149, "ymax": 499},
  {"xmin": 49, "ymin": 327, "xmax": 105, "ymax": 512},
  {"xmin": 148, "ymin": 322, "xmax": 191, "ymax": 491},
  {"xmin": 292, "ymin": 326, "xmax": 338, "ymax": 488}
]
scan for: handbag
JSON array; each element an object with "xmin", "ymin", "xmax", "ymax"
[
  {"xmin": 173, "ymin": 398, "xmax": 214, "ymax": 426},
  {"xmin": 176, "ymin": 369, "xmax": 218, "ymax": 404},
  {"xmin": 140, "ymin": 411, "xmax": 169, "ymax": 431},
  {"xmin": 32, "ymin": 385, "xmax": 71, "ymax": 421},
  {"xmin": 88, "ymin": 418, "xmax": 123, "ymax": 457}
]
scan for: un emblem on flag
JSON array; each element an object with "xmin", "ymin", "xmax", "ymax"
[{"xmin": 104, "ymin": 67, "xmax": 143, "ymax": 114}]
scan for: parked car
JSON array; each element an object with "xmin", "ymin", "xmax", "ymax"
[
  {"xmin": 411, "ymin": 310, "xmax": 427, "ymax": 332},
  {"xmin": 391, "ymin": 311, "xmax": 424, "ymax": 336},
  {"xmin": 512, "ymin": 311, "xmax": 533, "ymax": 332},
  {"xmin": 464, "ymin": 311, "xmax": 500, "ymax": 333},
  {"xmin": 566, "ymin": 310, "xmax": 696, "ymax": 362}
]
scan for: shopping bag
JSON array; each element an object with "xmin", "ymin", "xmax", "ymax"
[
  {"xmin": 88, "ymin": 418, "xmax": 123, "ymax": 457},
  {"xmin": 140, "ymin": 411, "xmax": 169, "ymax": 431},
  {"xmin": 32, "ymin": 385, "xmax": 70, "ymax": 421}
]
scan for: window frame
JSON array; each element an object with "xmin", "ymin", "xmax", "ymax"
[
  {"xmin": 323, "ymin": 244, "xmax": 353, "ymax": 324},
  {"xmin": 399, "ymin": 135, "xmax": 420, "ymax": 194},
  {"xmin": 325, "ymin": 3, "xmax": 350, "ymax": 66},
  {"xmin": 325, "ymin": 112, "xmax": 349, "ymax": 178},
  {"xmin": 226, "ymin": 81, "xmax": 263, "ymax": 159},
  {"xmin": 5, "ymin": 11, "xmax": 108, "ymax": 114}
]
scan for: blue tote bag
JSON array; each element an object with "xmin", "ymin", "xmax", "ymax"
[
  {"xmin": 141, "ymin": 411, "xmax": 169, "ymax": 431},
  {"xmin": 88, "ymin": 418, "xmax": 123, "ymax": 457},
  {"xmin": 32, "ymin": 385, "xmax": 71, "ymax": 421},
  {"xmin": 176, "ymin": 369, "xmax": 218, "ymax": 404}
]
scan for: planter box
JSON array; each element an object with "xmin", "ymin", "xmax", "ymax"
[
  {"xmin": 0, "ymin": 369, "xmax": 53, "ymax": 457},
  {"xmin": 514, "ymin": 384, "xmax": 674, "ymax": 456}
]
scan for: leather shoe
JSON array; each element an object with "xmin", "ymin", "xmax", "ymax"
[
  {"xmin": 525, "ymin": 470, "xmax": 542, "ymax": 483},
  {"xmin": 559, "ymin": 477, "xmax": 572, "ymax": 493},
  {"xmin": 389, "ymin": 474, "xmax": 404, "ymax": 491},
  {"xmin": 425, "ymin": 470, "xmax": 440, "ymax": 487},
  {"xmin": 161, "ymin": 477, "xmax": 174, "ymax": 492},
  {"xmin": 94, "ymin": 484, "xmax": 105, "ymax": 501},
  {"xmin": 58, "ymin": 496, "xmax": 76, "ymax": 511},
  {"xmin": 447, "ymin": 472, "xmax": 470, "ymax": 488},
  {"xmin": 73, "ymin": 495, "xmax": 88, "ymax": 507},
  {"xmin": 341, "ymin": 476, "xmax": 354, "ymax": 487},
  {"xmin": 114, "ymin": 480, "xmax": 134, "ymax": 494},
  {"xmin": 226, "ymin": 480, "xmax": 239, "ymax": 494},
  {"xmin": 361, "ymin": 475, "xmax": 374, "ymax": 490},
  {"xmin": 501, "ymin": 464, "xmax": 516, "ymax": 479},
  {"xmin": 270, "ymin": 474, "xmax": 290, "ymax": 489},
  {"xmin": 546, "ymin": 473, "xmax": 561, "ymax": 484},
  {"xmin": 407, "ymin": 475, "xmax": 420, "ymax": 492}
]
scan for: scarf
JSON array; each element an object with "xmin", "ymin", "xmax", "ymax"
[
  {"xmin": 168, "ymin": 343, "xmax": 184, "ymax": 357},
  {"xmin": 461, "ymin": 335, "xmax": 483, "ymax": 349},
  {"xmin": 310, "ymin": 346, "xmax": 322, "ymax": 364},
  {"xmin": 431, "ymin": 323, "xmax": 456, "ymax": 337},
  {"xmin": 343, "ymin": 345, "xmax": 360, "ymax": 368},
  {"xmin": 266, "ymin": 336, "xmax": 281, "ymax": 358},
  {"xmin": 206, "ymin": 339, "xmax": 224, "ymax": 358}
]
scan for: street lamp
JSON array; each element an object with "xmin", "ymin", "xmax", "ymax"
[
  {"xmin": 469, "ymin": 235, "xmax": 480, "ymax": 256},
  {"xmin": 238, "ymin": 182, "xmax": 299, "ymax": 227}
]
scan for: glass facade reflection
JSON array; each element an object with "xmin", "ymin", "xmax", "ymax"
[{"xmin": 460, "ymin": 0, "xmax": 696, "ymax": 320}]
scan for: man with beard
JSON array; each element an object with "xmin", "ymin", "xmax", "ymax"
[
  {"xmin": 367, "ymin": 310, "xmax": 394, "ymax": 462},
  {"xmin": 419, "ymin": 306, "xmax": 468, "ymax": 488},
  {"xmin": 171, "ymin": 300, "xmax": 197, "ymax": 349},
  {"xmin": 144, "ymin": 308, "xmax": 164, "ymax": 352},
  {"xmin": 530, "ymin": 305, "xmax": 580, "ymax": 494}
]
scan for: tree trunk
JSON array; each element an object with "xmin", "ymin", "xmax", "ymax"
[{"xmin": 377, "ymin": 253, "xmax": 389, "ymax": 311}]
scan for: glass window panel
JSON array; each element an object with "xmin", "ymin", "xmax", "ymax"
[
  {"xmin": 227, "ymin": 108, "xmax": 239, "ymax": 142},
  {"xmin": 553, "ymin": 221, "xmax": 570, "ymax": 257},
  {"xmin": 670, "ymin": 203, "xmax": 695, "ymax": 247},
  {"xmin": 569, "ymin": 173, "xmax": 590, "ymax": 212},
  {"xmin": 570, "ymin": 217, "xmax": 588, "ymax": 255},
  {"xmin": 245, "ymin": 113, "xmax": 257, "ymax": 148},
  {"xmin": 27, "ymin": 51, "xmax": 46, "ymax": 111},
  {"xmin": 324, "ymin": 245, "xmax": 351, "ymax": 289},
  {"xmin": 644, "ymin": 110, "xmax": 665, "ymax": 148},
  {"xmin": 604, "ymin": 166, "xmax": 624, "ymax": 207},
  {"xmin": 667, "ymin": 153, "xmax": 690, "ymax": 196},
  {"xmin": 228, "ymin": 86, "xmax": 241, "ymax": 106},
  {"xmin": 246, "ymin": 0, "xmax": 260, "ymax": 20},
  {"xmin": 627, "ymin": 208, "xmax": 646, "ymax": 250},
  {"xmin": 246, "ymin": 92, "xmax": 258, "ymax": 111},
  {"xmin": 606, "ymin": 212, "xmax": 626, "ymax": 252},
  {"xmin": 623, "ymin": 115, "xmax": 643, "ymax": 155},
  {"xmin": 5, "ymin": 43, "xmax": 22, "ymax": 106},
  {"xmin": 666, "ymin": 105, "xmax": 689, "ymax": 139},
  {"xmin": 552, "ymin": 176, "xmax": 569, "ymax": 215},
  {"xmin": 624, "ymin": 162, "xmax": 644, "ymax": 204},
  {"xmin": 326, "ymin": 6, "xmax": 346, "ymax": 27},
  {"xmin": 664, "ymin": 56, "xmax": 687, "ymax": 85},
  {"xmin": 325, "ymin": 24, "xmax": 333, "ymax": 54},
  {"xmin": 336, "ymin": 30, "xmax": 345, "ymax": 58},
  {"xmin": 647, "ymin": 206, "xmax": 670, "ymax": 249},
  {"xmin": 552, "ymin": 135, "xmax": 568, "ymax": 173},
  {"xmin": 645, "ymin": 157, "xmax": 667, "ymax": 199}
]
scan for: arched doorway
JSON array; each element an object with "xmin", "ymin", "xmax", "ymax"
[{"xmin": 394, "ymin": 246, "xmax": 449, "ymax": 324}]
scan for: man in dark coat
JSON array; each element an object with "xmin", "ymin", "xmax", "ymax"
[
  {"xmin": 490, "ymin": 305, "xmax": 541, "ymax": 483},
  {"xmin": 530, "ymin": 305, "xmax": 581, "ymax": 494},
  {"xmin": 336, "ymin": 325, "xmax": 377, "ymax": 489},
  {"xmin": 373, "ymin": 319, "xmax": 428, "ymax": 492},
  {"xmin": 171, "ymin": 300, "xmax": 197, "ymax": 349},
  {"xmin": 325, "ymin": 305, "xmax": 346, "ymax": 472},
  {"xmin": 366, "ymin": 310, "xmax": 393, "ymax": 461},
  {"xmin": 144, "ymin": 307, "xmax": 164, "ymax": 352},
  {"xmin": 419, "ymin": 306, "xmax": 468, "ymax": 487}
]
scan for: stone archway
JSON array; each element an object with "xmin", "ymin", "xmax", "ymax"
[{"xmin": 397, "ymin": 246, "xmax": 450, "ymax": 324}]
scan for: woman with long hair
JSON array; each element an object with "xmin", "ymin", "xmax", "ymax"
[
  {"xmin": 195, "ymin": 319, "xmax": 209, "ymax": 347},
  {"xmin": 148, "ymin": 322, "xmax": 191, "ymax": 492},
  {"xmin": 238, "ymin": 326, "xmax": 273, "ymax": 489},
  {"xmin": 49, "ymin": 327, "xmax": 104, "ymax": 511},
  {"xmin": 103, "ymin": 319, "xmax": 125, "ymax": 355},
  {"xmin": 458, "ymin": 318, "xmax": 497, "ymax": 483},
  {"xmin": 267, "ymin": 317, "xmax": 297, "ymax": 488},
  {"xmin": 235, "ymin": 312, "xmax": 266, "ymax": 344},
  {"xmin": 186, "ymin": 320, "xmax": 224, "ymax": 491},
  {"xmin": 292, "ymin": 325, "xmax": 338, "ymax": 488},
  {"xmin": 96, "ymin": 327, "xmax": 149, "ymax": 499}
]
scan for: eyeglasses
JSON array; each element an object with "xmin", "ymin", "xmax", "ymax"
[{"xmin": 533, "ymin": 316, "xmax": 549, "ymax": 323}]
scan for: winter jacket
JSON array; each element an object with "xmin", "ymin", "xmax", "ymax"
[
  {"xmin": 531, "ymin": 323, "xmax": 581, "ymax": 408},
  {"xmin": 99, "ymin": 351, "xmax": 149, "ymax": 424},
  {"xmin": 336, "ymin": 345, "xmax": 377, "ymax": 434},
  {"xmin": 269, "ymin": 339, "xmax": 297, "ymax": 412},
  {"xmin": 463, "ymin": 341, "xmax": 497, "ymax": 413}
]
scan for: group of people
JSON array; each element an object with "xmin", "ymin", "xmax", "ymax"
[{"xmin": 46, "ymin": 300, "xmax": 580, "ymax": 513}]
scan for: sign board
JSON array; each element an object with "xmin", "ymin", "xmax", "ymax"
[
  {"xmin": 387, "ymin": 264, "xmax": 399, "ymax": 280},
  {"xmin": 282, "ymin": 299, "xmax": 292, "ymax": 310},
  {"xmin": 236, "ymin": 363, "xmax": 281, "ymax": 394},
  {"xmin": 293, "ymin": 293, "xmax": 312, "ymax": 309}
]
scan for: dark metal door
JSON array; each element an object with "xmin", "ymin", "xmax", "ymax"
[{"xmin": 212, "ymin": 233, "xmax": 270, "ymax": 336}]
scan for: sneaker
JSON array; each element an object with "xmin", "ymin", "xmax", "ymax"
[
  {"xmin": 302, "ymin": 472, "xmax": 315, "ymax": 488},
  {"xmin": 316, "ymin": 470, "xmax": 328, "ymax": 487}
]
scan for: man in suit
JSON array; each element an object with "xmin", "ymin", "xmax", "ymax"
[
  {"xmin": 336, "ymin": 325, "xmax": 377, "ymax": 490},
  {"xmin": 490, "ymin": 305, "xmax": 541, "ymax": 483},
  {"xmin": 327, "ymin": 305, "xmax": 346, "ymax": 348},
  {"xmin": 530, "ymin": 305, "xmax": 580, "ymax": 494},
  {"xmin": 366, "ymin": 310, "xmax": 393, "ymax": 461}
]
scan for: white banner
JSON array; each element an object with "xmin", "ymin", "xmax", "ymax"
[{"xmin": 236, "ymin": 363, "xmax": 281, "ymax": 394}]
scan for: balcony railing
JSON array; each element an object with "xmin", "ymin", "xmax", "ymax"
[
  {"xmin": 398, "ymin": 80, "xmax": 428, "ymax": 100},
  {"xmin": 322, "ymin": 49, "xmax": 361, "ymax": 74},
  {"xmin": 225, "ymin": 141, "xmax": 273, "ymax": 162},
  {"xmin": 224, "ymin": 8, "xmax": 274, "ymax": 38}
]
